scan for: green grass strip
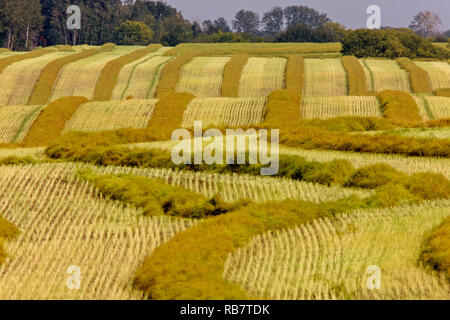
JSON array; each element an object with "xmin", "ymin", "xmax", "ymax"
[{"xmin": 421, "ymin": 96, "xmax": 435, "ymax": 120}]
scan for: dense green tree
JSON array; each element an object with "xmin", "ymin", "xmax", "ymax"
[
  {"xmin": 341, "ymin": 28, "xmax": 449, "ymax": 59},
  {"xmin": 283, "ymin": 5, "xmax": 330, "ymax": 28},
  {"xmin": 114, "ymin": 20, "xmax": 153, "ymax": 45},
  {"xmin": 276, "ymin": 22, "xmax": 346, "ymax": 43},
  {"xmin": 232, "ymin": 10, "xmax": 260, "ymax": 34},
  {"xmin": 160, "ymin": 15, "xmax": 193, "ymax": 46},
  {"xmin": 202, "ymin": 18, "xmax": 231, "ymax": 35},
  {"xmin": 262, "ymin": 7, "xmax": 284, "ymax": 37}
]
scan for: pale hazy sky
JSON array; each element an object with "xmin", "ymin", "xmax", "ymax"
[{"xmin": 162, "ymin": 0, "xmax": 450, "ymax": 31}]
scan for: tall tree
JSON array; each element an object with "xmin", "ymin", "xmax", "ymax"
[
  {"xmin": 262, "ymin": 7, "xmax": 284, "ymax": 37},
  {"xmin": 202, "ymin": 17, "xmax": 231, "ymax": 35},
  {"xmin": 213, "ymin": 18, "xmax": 231, "ymax": 33},
  {"xmin": 232, "ymin": 9, "xmax": 260, "ymax": 34},
  {"xmin": 409, "ymin": 11, "xmax": 442, "ymax": 38},
  {"xmin": 283, "ymin": 5, "xmax": 330, "ymax": 28}
]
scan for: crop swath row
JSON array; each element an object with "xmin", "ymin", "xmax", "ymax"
[
  {"xmin": 49, "ymin": 46, "xmax": 138, "ymax": 102},
  {"xmin": 112, "ymin": 47, "xmax": 172, "ymax": 100},
  {"xmin": 95, "ymin": 165, "xmax": 372, "ymax": 203},
  {"xmin": 0, "ymin": 105, "xmax": 43, "ymax": 143},
  {"xmin": 238, "ymin": 58, "xmax": 287, "ymax": 98},
  {"xmin": 413, "ymin": 97, "xmax": 434, "ymax": 121},
  {"xmin": 123, "ymin": 139, "xmax": 450, "ymax": 180},
  {"xmin": 413, "ymin": 96, "xmax": 450, "ymax": 120},
  {"xmin": 303, "ymin": 59, "xmax": 347, "ymax": 97},
  {"xmin": 280, "ymin": 147, "xmax": 450, "ymax": 179},
  {"xmin": 0, "ymin": 52, "xmax": 25, "ymax": 58},
  {"xmin": 300, "ymin": 96, "xmax": 381, "ymax": 120},
  {"xmin": 167, "ymin": 43, "xmax": 342, "ymax": 56},
  {"xmin": 182, "ymin": 97, "xmax": 266, "ymax": 128},
  {"xmin": 0, "ymin": 51, "xmax": 76, "ymax": 106},
  {"xmin": 414, "ymin": 61, "xmax": 450, "ymax": 90},
  {"xmin": 424, "ymin": 97, "xmax": 450, "ymax": 119},
  {"xmin": 176, "ymin": 57, "xmax": 230, "ymax": 97},
  {"xmin": 224, "ymin": 201, "xmax": 450, "ymax": 300},
  {"xmin": 362, "ymin": 59, "xmax": 411, "ymax": 93},
  {"xmin": 64, "ymin": 99, "xmax": 157, "ymax": 133},
  {"xmin": 0, "ymin": 164, "xmax": 193, "ymax": 300}
]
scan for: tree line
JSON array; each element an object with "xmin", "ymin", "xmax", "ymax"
[{"xmin": 0, "ymin": 0, "xmax": 449, "ymax": 51}]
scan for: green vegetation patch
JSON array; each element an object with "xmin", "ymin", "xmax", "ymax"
[{"xmin": 421, "ymin": 216, "xmax": 450, "ymax": 281}]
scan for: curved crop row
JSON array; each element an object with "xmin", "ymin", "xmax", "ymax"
[
  {"xmin": 303, "ymin": 58, "xmax": 347, "ymax": 96},
  {"xmin": 0, "ymin": 47, "xmax": 52, "ymax": 74},
  {"xmin": 224, "ymin": 201, "xmax": 450, "ymax": 299},
  {"xmin": 239, "ymin": 57, "xmax": 287, "ymax": 98},
  {"xmin": 221, "ymin": 54, "xmax": 250, "ymax": 97},
  {"xmin": 93, "ymin": 44, "xmax": 162, "ymax": 101},
  {"xmin": 22, "ymin": 96, "xmax": 88, "ymax": 147},
  {"xmin": 284, "ymin": 55, "xmax": 304, "ymax": 94},
  {"xmin": 0, "ymin": 105, "xmax": 44, "ymax": 143},
  {"xmin": 378, "ymin": 90, "xmax": 422, "ymax": 125},
  {"xmin": 28, "ymin": 47, "xmax": 107, "ymax": 105},
  {"xmin": 342, "ymin": 56, "xmax": 370, "ymax": 95},
  {"xmin": 362, "ymin": 59, "xmax": 412, "ymax": 93},
  {"xmin": 49, "ymin": 44, "xmax": 136, "ymax": 102},
  {"xmin": 414, "ymin": 61, "xmax": 450, "ymax": 90},
  {"xmin": 0, "ymin": 50, "xmax": 74, "ymax": 106},
  {"xmin": 182, "ymin": 97, "xmax": 266, "ymax": 128},
  {"xmin": 64, "ymin": 99, "xmax": 158, "ymax": 133},
  {"xmin": 112, "ymin": 48, "xmax": 172, "ymax": 100},
  {"xmin": 155, "ymin": 52, "xmax": 198, "ymax": 98},
  {"xmin": 301, "ymin": 96, "xmax": 381, "ymax": 120},
  {"xmin": 176, "ymin": 57, "xmax": 230, "ymax": 97},
  {"xmin": 0, "ymin": 163, "xmax": 193, "ymax": 299},
  {"xmin": 396, "ymin": 58, "xmax": 432, "ymax": 94}
]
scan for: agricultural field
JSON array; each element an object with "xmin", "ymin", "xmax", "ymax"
[
  {"xmin": 182, "ymin": 98, "xmax": 266, "ymax": 128},
  {"xmin": 238, "ymin": 57, "xmax": 287, "ymax": 98},
  {"xmin": 112, "ymin": 48, "xmax": 172, "ymax": 100},
  {"xmin": 300, "ymin": 96, "xmax": 381, "ymax": 119},
  {"xmin": 0, "ymin": 50, "xmax": 77, "ymax": 105},
  {"xmin": 303, "ymin": 59, "xmax": 347, "ymax": 96},
  {"xmin": 64, "ymin": 99, "xmax": 157, "ymax": 132},
  {"xmin": 0, "ymin": 164, "xmax": 193, "ymax": 299},
  {"xmin": 0, "ymin": 41, "xmax": 449, "ymax": 302},
  {"xmin": 414, "ymin": 61, "xmax": 450, "ymax": 90},
  {"xmin": 224, "ymin": 201, "xmax": 450, "ymax": 299},
  {"xmin": 362, "ymin": 59, "xmax": 412, "ymax": 92},
  {"xmin": 0, "ymin": 105, "xmax": 43, "ymax": 143},
  {"xmin": 425, "ymin": 97, "xmax": 450, "ymax": 119},
  {"xmin": 177, "ymin": 57, "xmax": 230, "ymax": 97},
  {"xmin": 49, "ymin": 46, "xmax": 140, "ymax": 102}
]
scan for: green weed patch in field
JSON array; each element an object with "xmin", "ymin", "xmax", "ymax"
[
  {"xmin": 421, "ymin": 216, "xmax": 450, "ymax": 281},
  {"xmin": 79, "ymin": 170, "xmax": 245, "ymax": 219}
]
